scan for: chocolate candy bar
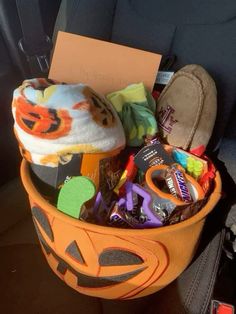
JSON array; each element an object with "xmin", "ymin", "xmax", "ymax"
[
  {"xmin": 165, "ymin": 166, "xmax": 192, "ymax": 202},
  {"xmin": 145, "ymin": 164, "xmax": 205, "ymax": 224},
  {"xmin": 151, "ymin": 197, "xmax": 176, "ymax": 224},
  {"xmin": 109, "ymin": 203, "xmax": 140, "ymax": 228},
  {"xmin": 168, "ymin": 198, "xmax": 206, "ymax": 225}
]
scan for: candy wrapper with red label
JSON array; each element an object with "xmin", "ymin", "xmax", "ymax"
[{"xmin": 165, "ymin": 165, "xmax": 192, "ymax": 202}]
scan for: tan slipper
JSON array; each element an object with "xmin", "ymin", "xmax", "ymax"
[{"xmin": 156, "ymin": 64, "xmax": 217, "ymax": 152}]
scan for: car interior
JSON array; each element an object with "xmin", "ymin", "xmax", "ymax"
[{"xmin": 0, "ymin": 1, "xmax": 235, "ymax": 313}]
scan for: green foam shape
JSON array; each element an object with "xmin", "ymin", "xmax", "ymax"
[{"xmin": 57, "ymin": 176, "xmax": 96, "ymax": 218}]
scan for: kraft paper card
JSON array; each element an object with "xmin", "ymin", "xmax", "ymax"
[{"xmin": 49, "ymin": 31, "xmax": 162, "ymax": 94}]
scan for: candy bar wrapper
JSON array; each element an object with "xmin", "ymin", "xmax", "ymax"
[
  {"xmin": 108, "ymin": 203, "xmax": 140, "ymax": 228},
  {"xmin": 165, "ymin": 166, "xmax": 192, "ymax": 202},
  {"xmin": 168, "ymin": 198, "xmax": 207, "ymax": 225},
  {"xmin": 134, "ymin": 141, "xmax": 174, "ymax": 172}
]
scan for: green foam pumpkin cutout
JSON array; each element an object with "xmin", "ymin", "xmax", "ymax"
[{"xmin": 57, "ymin": 176, "xmax": 96, "ymax": 218}]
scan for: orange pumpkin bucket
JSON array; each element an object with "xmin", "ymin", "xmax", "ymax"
[{"xmin": 20, "ymin": 159, "xmax": 221, "ymax": 300}]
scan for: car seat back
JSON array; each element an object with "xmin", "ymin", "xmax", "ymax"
[{"xmin": 54, "ymin": 0, "xmax": 236, "ymax": 151}]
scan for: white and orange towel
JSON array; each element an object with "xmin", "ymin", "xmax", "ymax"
[{"xmin": 12, "ymin": 78, "xmax": 126, "ymax": 167}]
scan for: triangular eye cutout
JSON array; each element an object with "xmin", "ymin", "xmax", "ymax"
[
  {"xmin": 65, "ymin": 241, "xmax": 85, "ymax": 264},
  {"xmin": 32, "ymin": 206, "xmax": 54, "ymax": 242},
  {"xmin": 99, "ymin": 249, "xmax": 144, "ymax": 266}
]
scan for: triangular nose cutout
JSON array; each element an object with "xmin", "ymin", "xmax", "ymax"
[{"xmin": 65, "ymin": 240, "xmax": 85, "ymax": 264}]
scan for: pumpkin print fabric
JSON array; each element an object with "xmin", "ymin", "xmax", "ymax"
[
  {"xmin": 15, "ymin": 96, "xmax": 72, "ymax": 140},
  {"xmin": 12, "ymin": 79, "xmax": 126, "ymax": 167}
]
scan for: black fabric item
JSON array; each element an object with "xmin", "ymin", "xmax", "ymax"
[
  {"xmin": 218, "ymin": 138, "xmax": 236, "ymax": 228},
  {"xmin": 16, "ymin": 0, "xmax": 52, "ymax": 75},
  {"xmin": 111, "ymin": 0, "xmax": 176, "ymax": 55},
  {"xmin": 30, "ymin": 154, "xmax": 82, "ymax": 189},
  {"xmin": 225, "ymin": 106, "xmax": 236, "ymax": 138},
  {"xmin": 0, "ymin": 32, "xmax": 22, "ymax": 185},
  {"xmin": 65, "ymin": 0, "xmax": 117, "ymax": 41},
  {"xmin": 0, "ymin": 0, "xmax": 29, "ymax": 76},
  {"xmin": 0, "ymin": 0, "xmax": 61, "ymax": 78},
  {"xmin": 16, "ymin": 0, "xmax": 47, "ymax": 55},
  {"xmin": 226, "ymin": 204, "xmax": 236, "ymax": 228}
]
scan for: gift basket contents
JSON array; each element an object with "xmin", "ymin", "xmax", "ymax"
[{"xmin": 12, "ymin": 63, "xmax": 218, "ymax": 230}]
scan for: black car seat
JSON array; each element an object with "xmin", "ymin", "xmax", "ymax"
[{"xmin": 0, "ymin": 0, "xmax": 235, "ymax": 313}]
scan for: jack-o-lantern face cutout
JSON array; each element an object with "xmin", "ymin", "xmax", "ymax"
[
  {"xmin": 15, "ymin": 97, "xmax": 72, "ymax": 139},
  {"xmin": 31, "ymin": 205, "xmax": 169, "ymax": 299},
  {"xmin": 73, "ymin": 87, "xmax": 116, "ymax": 128}
]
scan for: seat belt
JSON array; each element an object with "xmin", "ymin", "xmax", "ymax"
[{"xmin": 16, "ymin": 0, "xmax": 52, "ymax": 77}]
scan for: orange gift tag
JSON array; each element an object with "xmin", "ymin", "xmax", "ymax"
[{"xmin": 49, "ymin": 32, "xmax": 162, "ymax": 95}]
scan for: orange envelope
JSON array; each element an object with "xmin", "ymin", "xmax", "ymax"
[{"xmin": 49, "ymin": 31, "xmax": 162, "ymax": 95}]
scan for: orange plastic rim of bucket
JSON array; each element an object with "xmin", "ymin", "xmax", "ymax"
[{"xmin": 20, "ymin": 159, "xmax": 222, "ymax": 236}]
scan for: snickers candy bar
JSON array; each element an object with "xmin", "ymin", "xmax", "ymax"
[
  {"xmin": 145, "ymin": 165, "xmax": 205, "ymax": 207},
  {"xmin": 165, "ymin": 166, "xmax": 192, "ymax": 203}
]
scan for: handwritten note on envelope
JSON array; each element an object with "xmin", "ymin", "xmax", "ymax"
[{"xmin": 49, "ymin": 32, "xmax": 162, "ymax": 95}]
